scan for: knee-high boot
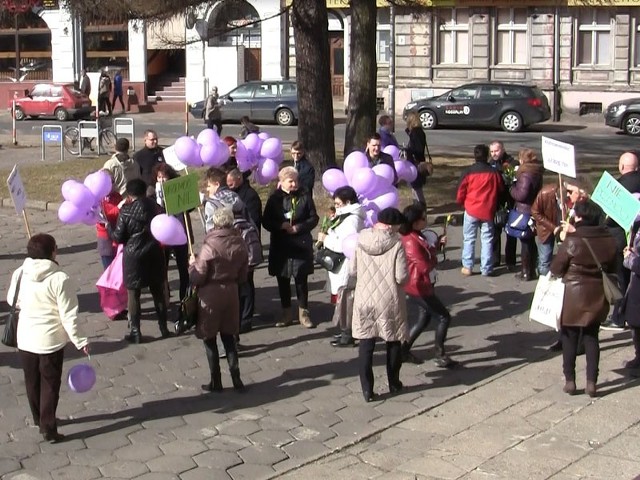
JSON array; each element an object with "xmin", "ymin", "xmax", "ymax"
[
  {"xmin": 203, "ymin": 340, "xmax": 223, "ymax": 392},
  {"xmin": 402, "ymin": 307, "xmax": 430, "ymax": 364},
  {"xmin": 225, "ymin": 342, "xmax": 245, "ymax": 392}
]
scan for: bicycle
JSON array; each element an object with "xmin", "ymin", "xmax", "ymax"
[{"xmin": 63, "ymin": 115, "xmax": 117, "ymax": 156}]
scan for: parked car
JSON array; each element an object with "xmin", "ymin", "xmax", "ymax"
[
  {"xmin": 403, "ymin": 82, "xmax": 551, "ymax": 133},
  {"xmin": 604, "ymin": 98, "xmax": 640, "ymax": 136},
  {"xmin": 190, "ymin": 80, "xmax": 298, "ymax": 126},
  {"xmin": 8, "ymin": 83, "xmax": 93, "ymax": 122}
]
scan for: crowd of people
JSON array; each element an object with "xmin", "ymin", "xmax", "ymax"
[{"xmin": 7, "ymin": 115, "xmax": 640, "ymax": 441}]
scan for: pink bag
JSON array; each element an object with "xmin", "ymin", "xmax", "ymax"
[{"xmin": 96, "ymin": 245, "xmax": 127, "ymax": 320}]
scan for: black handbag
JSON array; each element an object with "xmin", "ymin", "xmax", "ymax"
[
  {"xmin": 315, "ymin": 247, "xmax": 346, "ymax": 273},
  {"xmin": 2, "ymin": 272, "xmax": 22, "ymax": 348},
  {"xmin": 582, "ymin": 238, "xmax": 624, "ymax": 304},
  {"xmin": 174, "ymin": 286, "xmax": 198, "ymax": 335}
]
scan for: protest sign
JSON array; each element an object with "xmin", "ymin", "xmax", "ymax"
[
  {"xmin": 591, "ymin": 171, "xmax": 640, "ymax": 231},
  {"xmin": 162, "ymin": 173, "xmax": 200, "ymax": 215},
  {"xmin": 7, "ymin": 165, "xmax": 26, "ymax": 215},
  {"xmin": 162, "ymin": 145, "xmax": 187, "ymax": 172},
  {"xmin": 541, "ymin": 136, "xmax": 576, "ymax": 178}
]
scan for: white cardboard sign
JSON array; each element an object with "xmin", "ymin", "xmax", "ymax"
[
  {"xmin": 541, "ymin": 136, "xmax": 576, "ymax": 178},
  {"xmin": 162, "ymin": 145, "xmax": 187, "ymax": 172},
  {"xmin": 7, "ymin": 165, "xmax": 26, "ymax": 215}
]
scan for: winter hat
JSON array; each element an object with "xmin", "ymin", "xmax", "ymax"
[{"xmin": 377, "ymin": 207, "xmax": 406, "ymax": 226}]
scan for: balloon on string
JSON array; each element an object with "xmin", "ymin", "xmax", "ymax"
[
  {"xmin": 211, "ymin": 140, "xmax": 229, "ymax": 167},
  {"xmin": 243, "ymin": 133, "xmax": 261, "ymax": 155},
  {"xmin": 367, "ymin": 176, "xmax": 392, "ymax": 199},
  {"xmin": 370, "ymin": 187, "xmax": 399, "ymax": 211},
  {"xmin": 58, "ymin": 201, "xmax": 84, "ymax": 224},
  {"xmin": 200, "ymin": 144, "xmax": 219, "ymax": 166},
  {"xmin": 394, "ymin": 160, "xmax": 409, "ymax": 181},
  {"xmin": 62, "ymin": 180, "xmax": 95, "ymax": 207},
  {"xmin": 350, "ymin": 167, "xmax": 378, "ymax": 197},
  {"xmin": 372, "ymin": 164, "xmax": 395, "ymax": 186},
  {"xmin": 322, "ymin": 168, "xmax": 349, "ymax": 194},
  {"xmin": 174, "ymin": 136, "xmax": 201, "ymax": 167},
  {"xmin": 258, "ymin": 132, "xmax": 270, "ymax": 140},
  {"xmin": 259, "ymin": 158, "xmax": 279, "ymax": 182},
  {"xmin": 405, "ymin": 162, "xmax": 418, "ymax": 183},
  {"xmin": 68, "ymin": 363, "xmax": 96, "ymax": 393},
  {"xmin": 253, "ymin": 167, "xmax": 267, "ymax": 185},
  {"xmin": 382, "ymin": 145, "xmax": 400, "ymax": 162},
  {"xmin": 342, "ymin": 233, "xmax": 359, "ymax": 260},
  {"xmin": 343, "ymin": 151, "xmax": 369, "ymax": 181},
  {"xmin": 235, "ymin": 140, "xmax": 250, "ymax": 171},
  {"xmin": 261, "ymin": 137, "xmax": 283, "ymax": 159},
  {"xmin": 151, "ymin": 214, "xmax": 188, "ymax": 246},
  {"xmin": 84, "ymin": 171, "xmax": 112, "ymax": 199},
  {"xmin": 196, "ymin": 128, "xmax": 219, "ymax": 146}
]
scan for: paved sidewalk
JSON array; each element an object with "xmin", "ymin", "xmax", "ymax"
[{"xmin": 0, "ymin": 207, "xmax": 638, "ymax": 480}]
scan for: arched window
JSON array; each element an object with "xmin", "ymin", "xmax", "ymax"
[{"xmin": 207, "ymin": 0, "xmax": 261, "ymax": 48}]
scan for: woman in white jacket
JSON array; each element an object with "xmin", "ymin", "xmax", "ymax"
[
  {"xmin": 6, "ymin": 234, "xmax": 90, "ymax": 443},
  {"xmin": 317, "ymin": 186, "xmax": 365, "ymax": 347}
]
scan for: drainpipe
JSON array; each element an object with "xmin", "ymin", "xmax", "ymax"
[
  {"xmin": 389, "ymin": 4, "xmax": 396, "ymax": 123},
  {"xmin": 553, "ymin": 7, "xmax": 561, "ymax": 122}
]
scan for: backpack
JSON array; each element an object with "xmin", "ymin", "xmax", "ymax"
[{"xmin": 233, "ymin": 217, "xmax": 263, "ymax": 267}]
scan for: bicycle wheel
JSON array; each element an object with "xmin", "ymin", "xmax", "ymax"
[
  {"xmin": 100, "ymin": 129, "xmax": 117, "ymax": 154},
  {"xmin": 63, "ymin": 127, "xmax": 80, "ymax": 156}
]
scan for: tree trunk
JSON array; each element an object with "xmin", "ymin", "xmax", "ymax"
[
  {"xmin": 344, "ymin": 0, "xmax": 377, "ymax": 157},
  {"xmin": 291, "ymin": 0, "xmax": 336, "ymax": 173}
]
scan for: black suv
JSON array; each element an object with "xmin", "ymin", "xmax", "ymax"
[
  {"xmin": 403, "ymin": 82, "xmax": 551, "ymax": 132},
  {"xmin": 604, "ymin": 98, "xmax": 640, "ymax": 136}
]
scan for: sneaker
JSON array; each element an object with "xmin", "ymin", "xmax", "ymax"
[
  {"xmin": 460, "ymin": 267, "xmax": 472, "ymax": 276},
  {"xmin": 600, "ymin": 321, "xmax": 626, "ymax": 331}
]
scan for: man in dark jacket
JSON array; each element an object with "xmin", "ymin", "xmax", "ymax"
[
  {"xmin": 133, "ymin": 129, "xmax": 165, "ymax": 187},
  {"xmin": 603, "ymin": 151, "xmax": 640, "ymax": 330},
  {"xmin": 489, "ymin": 141, "xmax": 518, "ymax": 271},
  {"xmin": 108, "ymin": 179, "xmax": 169, "ymax": 343},
  {"xmin": 456, "ymin": 144, "xmax": 505, "ymax": 277},
  {"xmin": 291, "ymin": 141, "xmax": 316, "ymax": 196},
  {"xmin": 365, "ymin": 133, "xmax": 398, "ymax": 184}
]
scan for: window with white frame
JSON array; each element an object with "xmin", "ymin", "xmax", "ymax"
[
  {"xmin": 496, "ymin": 8, "xmax": 528, "ymax": 65},
  {"xmin": 577, "ymin": 10, "xmax": 611, "ymax": 66},
  {"xmin": 437, "ymin": 8, "xmax": 469, "ymax": 65},
  {"xmin": 377, "ymin": 8, "xmax": 391, "ymax": 63}
]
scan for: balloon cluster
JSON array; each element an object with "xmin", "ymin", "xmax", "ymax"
[
  {"xmin": 172, "ymin": 129, "xmax": 285, "ymax": 186},
  {"xmin": 58, "ymin": 171, "xmax": 112, "ymax": 225},
  {"xmin": 321, "ymin": 146, "xmax": 417, "ymax": 228},
  {"xmin": 150, "ymin": 214, "xmax": 188, "ymax": 246}
]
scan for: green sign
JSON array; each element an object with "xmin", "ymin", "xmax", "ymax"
[
  {"xmin": 591, "ymin": 171, "xmax": 640, "ymax": 231},
  {"xmin": 162, "ymin": 173, "xmax": 200, "ymax": 215}
]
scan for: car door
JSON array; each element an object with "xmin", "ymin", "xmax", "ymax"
[
  {"xmin": 437, "ymin": 85, "xmax": 478, "ymax": 126},
  {"xmin": 474, "ymin": 85, "xmax": 505, "ymax": 125},
  {"xmin": 220, "ymin": 83, "xmax": 255, "ymax": 121},
  {"xmin": 25, "ymin": 84, "xmax": 49, "ymax": 116},
  {"xmin": 250, "ymin": 82, "xmax": 278, "ymax": 122}
]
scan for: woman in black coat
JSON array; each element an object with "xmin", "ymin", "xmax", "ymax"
[
  {"xmin": 404, "ymin": 112, "xmax": 429, "ymax": 208},
  {"xmin": 263, "ymin": 166, "xmax": 319, "ymax": 329},
  {"xmin": 109, "ymin": 178, "xmax": 169, "ymax": 343}
]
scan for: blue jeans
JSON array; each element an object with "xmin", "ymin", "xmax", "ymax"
[
  {"xmin": 536, "ymin": 236, "xmax": 555, "ymax": 276},
  {"xmin": 462, "ymin": 212, "xmax": 495, "ymax": 275}
]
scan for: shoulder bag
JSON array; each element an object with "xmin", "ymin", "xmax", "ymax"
[
  {"xmin": 2, "ymin": 272, "xmax": 22, "ymax": 348},
  {"xmin": 582, "ymin": 237, "xmax": 624, "ymax": 304}
]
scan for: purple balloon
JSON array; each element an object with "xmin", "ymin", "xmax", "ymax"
[
  {"xmin": 368, "ymin": 176, "xmax": 392, "ymax": 199},
  {"xmin": 322, "ymin": 168, "xmax": 348, "ymax": 193},
  {"xmin": 342, "ymin": 233, "xmax": 359, "ymax": 260},
  {"xmin": 370, "ymin": 187, "xmax": 399, "ymax": 211},
  {"xmin": 62, "ymin": 180, "xmax": 95, "ymax": 208},
  {"xmin": 405, "ymin": 162, "xmax": 418, "ymax": 183},
  {"xmin": 372, "ymin": 164, "xmax": 395, "ymax": 186},
  {"xmin": 81, "ymin": 209, "xmax": 99, "ymax": 226},
  {"xmin": 58, "ymin": 201, "xmax": 84, "ymax": 224},
  {"xmin": 84, "ymin": 171, "xmax": 112, "ymax": 199},
  {"xmin": 274, "ymin": 151, "xmax": 285, "ymax": 165},
  {"xmin": 383, "ymin": 145, "xmax": 400, "ymax": 162},
  {"xmin": 174, "ymin": 136, "xmax": 201, "ymax": 167},
  {"xmin": 200, "ymin": 144, "xmax": 219, "ymax": 166},
  {"xmin": 260, "ymin": 138, "xmax": 283, "ymax": 159},
  {"xmin": 68, "ymin": 363, "xmax": 96, "ymax": 393},
  {"xmin": 197, "ymin": 128, "xmax": 219, "ymax": 146},
  {"xmin": 212, "ymin": 141, "xmax": 229, "ymax": 167},
  {"xmin": 258, "ymin": 132, "xmax": 271, "ymax": 140},
  {"xmin": 235, "ymin": 141, "xmax": 251, "ymax": 171},
  {"xmin": 365, "ymin": 209, "xmax": 378, "ymax": 228},
  {"xmin": 259, "ymin": 158, "xmax": 279, "ymax": 182},
  {"xmin": 243, "ymin": 133, "xmax": 262, "ymax": 155},
  {"xmin": 343, "ymin": 151, "xmax": 369, "ymax": 181},
  {"xmin": 350, "ymin": 167, "xmax": 378, "ymax": 197},
  {"xmin": 394, "ymin": 160, "xmax": 408, "ymax": 181},
  {"xmin": 61, "ymin": 179, "xmax": 77, "ymax": 200},
  {"xmin": 151, "ymin": 214, "xmax": 187, "ymax": 246}
]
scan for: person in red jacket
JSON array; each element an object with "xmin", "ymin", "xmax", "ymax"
[
  {"xmin": 96, "ymin": 170, "xmax": 122, "ymax": 270},
  {"xmin": 456, "ymin": 144, "xmax": 504, "ymax": 277},
  {"xmin": 399, "ymin": 205, "xmax": 456, "ymax": 368}
]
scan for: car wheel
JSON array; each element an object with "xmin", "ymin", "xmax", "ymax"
[
  {"xmin": 501, "ymin": 111, "xmax": 523, "ymax": 132},
  {"xmin": 419, "ymin": 110, "xmax": 437, "ymax": 130},
  {"xmin": 54, "ymin": 107, "xmax": 69, "ymax": 122},
  {"xmin": 624, "ymin": 114, "xmax": 640, "ymax": 136},
  {"xmin": 276, "ymin": 108, "xmax": 294, "ymax": 126},
  {"xmin": 13, "ymin": 107, "xmax": 25, "ymax": 121}
]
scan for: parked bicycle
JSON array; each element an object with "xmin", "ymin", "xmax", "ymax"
[{"xmin": 63, "ymin": 115, "xmax": 117, "ymax": 156}]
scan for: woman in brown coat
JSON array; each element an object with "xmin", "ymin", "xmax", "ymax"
[
  {"xmin": 550, "ymin": 200, "xmax": 616, "ymax": 397},
  {"xmin": 351, "ymin": 208, "xmax": 409, "ymax": 402},
  {"xmin": 189, "ymin": 207, "xmax": 249, "ymax": 393}
]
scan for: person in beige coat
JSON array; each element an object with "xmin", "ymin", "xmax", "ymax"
[
  {"xmin": 350, "ymin": 207, "xmax": 409, "ymax": 402},
  {"xmin": 189, "ymin": 207, "xmax": 249, "ymax": 393}
]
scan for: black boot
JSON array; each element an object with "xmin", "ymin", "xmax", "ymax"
[
  {"xmin": 202, "ymin": 340, "xmax": 223, "ymax": 392},
  {"xmin": 159, "ymin": 322, "xmax": 172, "ymax": 338},
  {"xmin": 125, "ymin": 314, "xmax": 142, "ymax": 343},
  {"xmin": 402, "ymin": 303, "xmax": 430, "ymax": 364},
  {"xmin": 433, "ymin": 313, "xmax": 457, "ymax": 368},
  {"xmin": 386, "ymin": 342, "xmax": 403, "ymax": 394},
  {"xmin": 226, "ymin": 342, "xmax": 245, "ymax": 392}
]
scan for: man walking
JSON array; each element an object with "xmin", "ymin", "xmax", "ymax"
[
  {"xmin": 111, "ymin": 70, "xmax": 125, "ymax": 114},
  {"xmin": 79, "ymin": 69, "xmax": 91, "ymax": 97},
  {"xmin": 98, "ymin": 70, "xmax": 112, "ymax": 116},
  {"xmin": 456, "ymin": 144, "xmax": 505, "ymax": 277}
]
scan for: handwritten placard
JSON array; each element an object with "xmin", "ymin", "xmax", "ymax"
[
  {"xmin": 591, "ymin": 171, "xmax": 640, "ymax": 231},
  {"xmin": 162, "ymin": 145, "xmax": 187, "ymax": 172},
  {"xmin": 162, "ymin": 173, "xmax": 200, "ymax": 215},
  {"xmin": 541, "ymin": 136, "xmax": 576, "ymax": 178},
  {"xmin": 7, "ymin": 165, "xmax": 26, "ymax": 215}
]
